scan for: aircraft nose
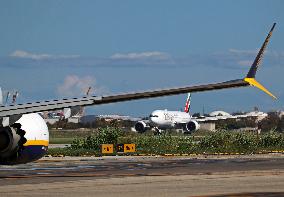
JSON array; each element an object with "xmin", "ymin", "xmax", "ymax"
[{"xmin": 149, "ymin": 114, "xmax": 158, "ymax": 124}]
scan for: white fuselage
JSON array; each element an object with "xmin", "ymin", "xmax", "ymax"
[{"xmin": 149, "ymin": 110, "xmax": 191, "ymax": 128}]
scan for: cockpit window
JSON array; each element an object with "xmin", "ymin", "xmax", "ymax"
[{"xmin": 149, "ymin": 114, "xmax": 158, "ymax": 118}]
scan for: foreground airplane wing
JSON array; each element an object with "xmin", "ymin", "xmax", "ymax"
[
  {"xmin": 0, "ymin": 79, "xmax": 248, "ymax": 117},
  {"xmin": 0, "ymin": 23, "xmax": 276, "ymax": 119}
]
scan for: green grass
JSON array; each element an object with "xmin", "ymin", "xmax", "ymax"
[
  {"xmin": 47, "ymin": 148, "xmax": 100, "ymax": 156},
  {"xmin": 49, "ymin": 137, "xmax": 74, "ymax": 144},
  {"xmin": 49, "ymin": 129, "xmax": 98, "ymax": 144}
]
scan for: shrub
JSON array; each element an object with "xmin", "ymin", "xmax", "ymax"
[
  {"xmin": 71, "ymin": 126, "xmax": 122, "ymax": 150},
  {"xmin": 231, "ymin": 132, "xmax": 258, "ymax": 153},
  {"xmin": 199, "ymin": 131, "xmax": 232, "ymax": 152},
  {"xmin": 132, "ymin": 135, "xmax": 195, "ymax": 154},
  {"xmin": 61, "ymin": 129, "xmax": 284, "ymax": 156},
  {"xmin": 199, "ymin": 131, "xmax": 258, "ymax": 153},
  {"xmin": 258, "ymin": 133, "xmax": 284, "ymax": 149}
]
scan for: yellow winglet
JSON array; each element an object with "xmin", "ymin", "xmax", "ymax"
[{"xmin": 244, "ymin": 78, "xmax": 277, "ymax": 99}]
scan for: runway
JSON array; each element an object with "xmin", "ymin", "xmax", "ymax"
[{"xmin": 0, "ymin": 154, "xmax": 284, "ymax": 197}]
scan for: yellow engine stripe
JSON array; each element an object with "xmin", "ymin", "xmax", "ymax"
[
  {"xmin": 244, "ymin": 78, "xmax": 277, "ymax": 99},
  {"xmin": 24, "ymin": 140, "xmax": 49, "ymax": 146}
]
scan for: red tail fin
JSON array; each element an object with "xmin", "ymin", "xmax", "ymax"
[{"xmin": 184, "ymin": 93, "xmax": 191, "ymax": 113}]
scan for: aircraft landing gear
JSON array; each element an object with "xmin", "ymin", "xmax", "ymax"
[{"xmin": 153, "ymin": 127, "xmax": 163, "ymax": 135}]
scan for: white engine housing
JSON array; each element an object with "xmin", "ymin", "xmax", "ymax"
[
  {"xmin": 134, "ymin": 121, "xmax": 149, "ymax": 133},
  {"xmin": 185, "ymin": 120, "xmax": 200, "ymax": 133},
  {"xmin": 0, "ymin": 113, "xmax": 49, "ymax": 165}
]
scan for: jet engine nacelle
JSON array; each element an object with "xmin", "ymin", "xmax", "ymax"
[
  {"xmin": 0, "ymin": 113, "xmax": 49, "ymax": 165},
  {"xmin": 134, "ymin": 121, "xmax": 149, "ymax": 133},
  {"xmin": 63, "ymin": 106, "xmax": 81, "ymax": 119},
  {"xmin": 185, "ymin": 120, "xmax": 200, "ymax": 133},
  {"xmin": 0, "ymin": 125, "xmax": 26, "ymax": 159}
]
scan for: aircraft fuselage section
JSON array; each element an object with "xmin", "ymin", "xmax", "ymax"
[{"xmin": 149, "ymin": 110, "xmax": 191, "ymax": 128}]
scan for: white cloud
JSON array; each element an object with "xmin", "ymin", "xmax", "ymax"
[
  {"xmin": 57, "ymin": 54, "xmax": 80, "ymax": 59},
  {"xmin": 229, "ymin": 48, "xmax": 258, "ymax": 55},
  {"xmin": 237, "ymin": 60, "xmax": 253, "ymax": 66},
  {"xmin": 10, "ymin": 50, "xmax": 79, "ymax": 60},
  {"xmin": 57, "ymin": 75, "xmax": 108, "ymax": 98},
  {"xmin": 10, "ymin": 50, "xmax": 51, "ymax": 60},
  {"xmin": 229, "ymin": 49, "xmax": 284, "ymax": 67},
  {"xmin": 110, "ymin": 51, "xmax": 171, "ymax": 60},
  {"xmin": 228, "ymin": 49, "xmax": 284, "ymax": 57}
]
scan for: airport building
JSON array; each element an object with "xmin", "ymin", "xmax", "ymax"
[{"xmin": 199, "ymin": 122, "xmax": 216, "ymax": 131}]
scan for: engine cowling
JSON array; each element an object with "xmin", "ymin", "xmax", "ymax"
[
  {"xmin": 63, "ymin": 106, "xmax": 81, "ymax": 119},
  {"xmin": 0, "ymin": 113, "xmax": 49, "ymax": 165},
  {"xmin": 0, "ymin": 124, "xmax": 26, "ymax": 160},
  {"xmin": 185, "ymin": 120, "xmax": 200, "ymax": 133},
  {"xmin": 134, "ymin": 121, "xmax": 149, "ymax": 133}
]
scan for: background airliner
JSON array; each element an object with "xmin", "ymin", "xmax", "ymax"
[
  {"xmin": 135, "ymin": 93, "xmax": 200, "ymax": 134},
  {"xmin": 134, "ymin": 92, "xmax": 260, "ymax": 134},
  {"xmin": 0, "ymin": 23, "xmax": 277, "ymax": 165}
]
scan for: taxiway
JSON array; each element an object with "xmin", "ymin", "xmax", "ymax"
[{"xmin": 0, "ymin": 154, "xmax": 284, "ymax": 197}]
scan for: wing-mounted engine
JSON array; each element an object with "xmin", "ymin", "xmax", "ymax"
[
  {"xmin": 0, "ymin": 113, "xmax": 49, "ymax": 165},
  {"xmin": 0, "ymin": 124, "xmax": 26, "ymax": 162},
  {"xmin": 63, "ymin": 106, "xmax": 81, "ymax": 119},
  {"xmin": 184, "ymin": 120, "xmax": 200, "ymax": 134},
  {"xmin": 134, "ymin": 121, "xmax": 150, "ymax": 133},
  {"xmin": 1, "ymin": 115, "xmax": 23, "ymax": 127}
]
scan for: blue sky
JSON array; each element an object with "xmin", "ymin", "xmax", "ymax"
[{"xmin": 0, "ymin": 1, "xmax": 284, "ymax": 116}]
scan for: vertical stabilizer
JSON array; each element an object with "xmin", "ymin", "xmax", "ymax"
[
  {"xmin": 184, "ymin": 93, "xmax": 191, "ymax": 113},
  {"xmin": 5, "ymin": 92, "xmax": 10, "ymax": 105},
  {"xmin": 0, "ymin": 87, "xmax": 2, "ymax": 105}
]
